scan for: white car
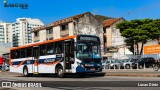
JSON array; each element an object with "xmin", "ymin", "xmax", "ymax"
[
  {"xmin": 102, "ymin": 59, "xmax": 110, "ymax": 69},
  {"xmin": 121, "ymin": 59, "xmax": 136, "ymax": 69},
  {"xmin": 102, "ymin": 59, "xmax": 122, "ymax": 69},
  {"xmin": 109, "ymin": 59, "xmax": 122, "ymax": 69}
]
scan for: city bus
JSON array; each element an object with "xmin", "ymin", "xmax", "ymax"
[{"xmin": 9, "ymin": 35, "xmax": 102, "ymax": 77}]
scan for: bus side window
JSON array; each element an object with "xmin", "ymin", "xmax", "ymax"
[
  {"xmin": 55, "ymin": 42, "xmax": 63, "ymax": 54},
  {"xmin": 15, "ymin": 50, "xmax": 20, "ymax": 59},
  {"xmin": 27, "ymin": 47, "xmax": 32, "ymax": 57},
  {"xmin": 17, "ymin": 50, "xmax": 21, "ymax": 59},
  {"xmin": 20, "ymin": 49, "xmax": 26, "ymax": 58},
  {"xmin": 40, "ymin": 45, "xmax": 47, "ymax": 56},
  {"xmin": 11, "ymin": 50, "xmax": 15, "ymax": 59},
  {"xmin": 47, "ymin": 43, "xmax": 54, "ymax": 55}
]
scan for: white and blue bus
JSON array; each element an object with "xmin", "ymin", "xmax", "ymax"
[{"xmin": 9, "ymin": 35, "xmax": 102, "ymax": 77}]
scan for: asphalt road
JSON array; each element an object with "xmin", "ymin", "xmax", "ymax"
[{"xmin": 0, "ymin": 71, "xmax": 160, "ymax": 90}]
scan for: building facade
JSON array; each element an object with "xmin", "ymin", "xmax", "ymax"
[
  {"xmin": 0, "ymin": 21, "xmax": 12, "ymax": 55},
  {"xmin": 0, "ymin": 21, "xmax": 12, "ymax": 43},
  {"xmin": 12, "ymin": 18, "xmax": 44, "ymax": 46},
  {"xmin": 103, "ymin": 18, "xmax": 132, "ymax": 59},
  {"xmin": 32, "ymin": 12, "xmax": 104, "ymax": 54}
]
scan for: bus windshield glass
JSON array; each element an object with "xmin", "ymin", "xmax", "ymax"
[{"xmin": 76, "ymin": 42, "xmax": 101, "ymax": 58}]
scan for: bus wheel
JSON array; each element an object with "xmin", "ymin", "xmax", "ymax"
[
  {"xmin": 56, "ymin": 66, "xmax": 65, "ymax": 78},
  {"xmin": 23, "ymin": 67, "xmax": 29, "ymax": 77}
]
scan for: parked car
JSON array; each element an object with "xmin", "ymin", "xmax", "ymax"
[
  {"xmin": 109, "ymin": 59, "xmax": 122, "ymax": 69},
  {"xmin": 121, "ymin": 59, "xmax": 138, "ymax": 69},
  {"xmin": 153, "ymin": 59, "xmax": 160, "ymax": 71},
  {"xmin": 132, "ymin": 57, "xmax": 156, "ymax": 69},
  {"xmin": 102, "ymin": 59, "xmax": 122, "ymax": 69},
  {"xmin": 102, "ymin": 59, "xmax": 110, "ymax": 69}
]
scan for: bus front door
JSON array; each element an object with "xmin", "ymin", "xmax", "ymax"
[
  {"xmin": 64, "ymin": 40, "xmax": 74, "ymax": 72},
  {"xmin": 33, "ymin": 47, "xmax": 39, "ymax": 74}
]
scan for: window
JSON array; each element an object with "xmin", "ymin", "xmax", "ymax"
[
  {"xmin": 40, "ymin": 45, "xmax": 47, "ymax": 56},
  {"xmin": 11, "ymin": 50, "xmax": 16, "ymax": 59},
  {"xmin": 46, "ymin": 28, "xmax": 53, "ymax": 34},
  {"xmin": 26, "ymin": 47, "xmax": 32, "ymax": 57},
  {"xmin": 20, "ymin": 49, "xmax": 26, "ymax": 58},
  {"xmin": 34, "ymin": 32, "xmax": 39, "ymax": 37},
  {"xmin": 55, "ymin": 42, "xmax": 63, "ymax": 54},
  {"xmin": 47, "ymin": 43, "xmax": 54, "ymax": 55},
  {"xmin": 61, "ymin": 24, "xmax": 68, "ymax": 31},
  {"xmin": 11, "ymin": 50, "xmax": 20, "ymax": 59}
]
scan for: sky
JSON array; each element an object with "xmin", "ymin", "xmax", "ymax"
[{"xmin": 0, "ymin": 0, "xmax": 160, "ymax": 24}]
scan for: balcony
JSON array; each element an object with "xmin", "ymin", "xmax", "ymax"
[{"xmin": 60, "ymin": 30, "xmax": 69, "ymax": 37}]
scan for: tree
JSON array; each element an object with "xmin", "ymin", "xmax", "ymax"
[{"xmin": 116, "ymin": 19, "xmax": 160, "ymax": 55}]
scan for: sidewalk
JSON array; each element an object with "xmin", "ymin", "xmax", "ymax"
[{"xmin": 103, "ymin": 68, "xmax": 160, "ymax": 77}]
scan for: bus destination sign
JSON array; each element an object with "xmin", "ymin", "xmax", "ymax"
[{"xmin": 78, "ymin": 36, "xmax": 99, "ymax": 42}]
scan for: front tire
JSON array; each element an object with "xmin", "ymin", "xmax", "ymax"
[
  {"xmin": 56, "ymin": 66, "xmax": 65, "ymax": 78},
  {"xmin": 105, "ymin": 65, "xmax": 109, "ymax": 69},
  {"xmin": 125, "ymin": 65, "xmax": 130, "ymax": 69},
  {"xmin": 23, "ymin": 67, "xmax": 29, "ymax": 77},
  {"xmin": 153, "ymin": 64, "xmax": 159, "ymax": 71},
  {"xmin": 139, "ymin": 65, "xmax": 143, "ymax": 69}
]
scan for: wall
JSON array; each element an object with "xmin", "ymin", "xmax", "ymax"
[
  {"xmin": 104, "ymin": 18, "xmax": 133, "ymax": 58},
  {"xmin": 68, "ymin": 22, "xmax": 74, "ymax": 36},
  {"xmin": 105, "ymin": 27, "xmax": 112, "ymax": 47},
  {"xmin": 53, "ymin": 26, "xmax": 61, "ymax": 39},
  {"xmin": 74, "ymin": 13, "xmax": 104, "ymax": 54},
  {"xmin": 39, "ymin": 29, "xmax": 46, "ymax": 41}
]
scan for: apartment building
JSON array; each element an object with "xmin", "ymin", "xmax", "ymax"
[
  {"xmin": 0, "ymin": 21, "xmax": 12, "ymax": 55},
  {"xmin": 31, "ymin": 12, "xmax": 104, "ymax": 53},
  {"xmin": 12, "ymin": 18, "xmax": 44, "ymax": 46},
  {"xmin": 103, "ymin": 18, "xmax": 132, "ymax": 59},
  {"xmin": 0, "ymin": 21, "xmax": 12, "ymax": 43}
]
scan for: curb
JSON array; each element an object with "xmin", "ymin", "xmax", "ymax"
[{"xmin": 105, "ymin": 73, "xmax": 160, "ymax": 77}]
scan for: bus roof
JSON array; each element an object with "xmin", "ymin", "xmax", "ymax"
[{"xmin": 10, "ymin": 35, "xmax": 76, "ymax": 51}]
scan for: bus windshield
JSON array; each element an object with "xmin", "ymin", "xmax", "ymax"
[{"xmin": 76, "ymin": 42, "xmax": 101, "ymax": 59}]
